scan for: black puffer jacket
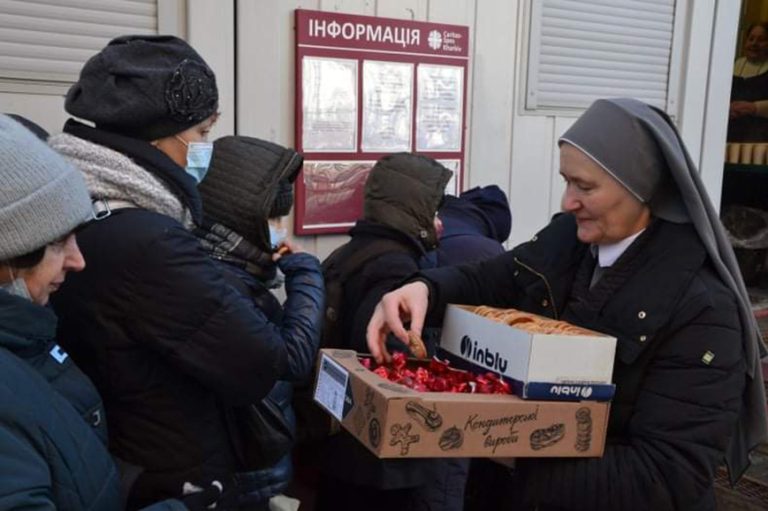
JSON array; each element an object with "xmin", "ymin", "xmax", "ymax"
[
  {"xmin": 215, "ymin": 254, "xmax": 323, "ymax": 506},
  {"xmin": 49, "ymin": 122, "xmax": 318, "ymax": 508},
  {"xmin": 196, "ymin": 135, "xmax": 324, "ymax": 505},
  {"xmin": 423, "ymin": 214, "xmax": 745, "ymax": 511}
]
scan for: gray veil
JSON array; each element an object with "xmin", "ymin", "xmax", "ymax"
[{"xmin": 560, "ymin": 98, "xmax": 767, "ymax": 482}]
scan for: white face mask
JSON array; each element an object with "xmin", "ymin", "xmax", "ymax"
[
  {"xmin": 1, "ymin": 267, "xmax": 31, "ymax": 301},
  {"xmin": 269, "ymin": 224, "xmax": 288, "ymax": 249},
  {"xmin": 176, "ymin": 136, "xmax": 213, "ymax": 184}
]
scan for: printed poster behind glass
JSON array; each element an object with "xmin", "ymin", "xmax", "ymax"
[{"xmin": 295, "ymin": 9, "xmax": 470, "ymax": 234}]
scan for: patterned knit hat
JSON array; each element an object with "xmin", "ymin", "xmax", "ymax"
[
  {"xmin": 65, "ymin": 35, "xmax": 219, "ymax": 141},
  {"xmin": 0, "ymin": 115, "xmax": 92, "ymax": 260}
]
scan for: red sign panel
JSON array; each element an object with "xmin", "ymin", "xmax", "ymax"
[
  {"xmin": 294, "ymin": 9, "xmax": 470, "ymax": 235},
  {"xmin": 296, "ymin": 9, "xmax": 469, "ymax": 57}
]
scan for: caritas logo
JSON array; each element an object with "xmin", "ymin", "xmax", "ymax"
[
  {"xmin": 459, "ymin": 335, "xmax": 508, "ymax": 373},
  {"xmin": 427, "ymin": 30, "xmax": 443, "ymax": 50}
]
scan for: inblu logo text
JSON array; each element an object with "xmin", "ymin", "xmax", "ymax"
[
  {"xmin": 459, "ymin": 335, "xmax": 508, "ymax": 373},
  {"xmin": 549, "ymin": 385, "xmax": 593, "ymax": 399}
]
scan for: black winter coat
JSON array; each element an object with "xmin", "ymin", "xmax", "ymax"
[
  {"xmin": 50, "ymin": 124, "xmax": 316, "ymax": 507},
  {"xmin": 423, "ymin": 214, "xmax": 745, "ymax": 511},
  {"xmin": 321, "ymin": 221, "xmax": 436, "ymax": 490},
  {"xmin": 337, "ymin": 220, "xmax": 431, "ymax": 354}
]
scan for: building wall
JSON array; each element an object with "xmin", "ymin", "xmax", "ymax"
[
  {"xmin": 0, "ymin": 0, "xmax": 197, "ymax": 135},
  {"xmin": 234, "ymin": 0, "xmax": 738, "ymax": 259},
  {"xmin": 0, "ymin": 0, "xmax": 740, "ymax": 261}
]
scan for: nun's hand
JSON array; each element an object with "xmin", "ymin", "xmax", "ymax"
[{"xmin": 367, "ymin": 281, "xmax": 429, "ymax": 364}]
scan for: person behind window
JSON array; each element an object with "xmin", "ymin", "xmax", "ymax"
[{"xmin": 729, "ymin": 22, "xmax": 768, "ymax": 142}]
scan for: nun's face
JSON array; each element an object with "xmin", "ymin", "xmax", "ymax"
[{"xmin": 560, "ymin": 144, "xmax": 651, "ymax": 245}]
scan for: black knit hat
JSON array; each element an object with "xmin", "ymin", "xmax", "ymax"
[
  {"xmin": 199, "ymin": 136, "xmax": 303, "ymax": 252},
  {"xmin": 65, "ymin": 35, "xmax": 219, "ymax": 141}
]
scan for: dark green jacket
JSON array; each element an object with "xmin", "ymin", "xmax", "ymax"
[{"xmin": 0, "ymin": 291, "xmax": 187, "ymax": 510}]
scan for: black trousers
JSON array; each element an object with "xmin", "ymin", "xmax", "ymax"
[{"xmin": 315, "ymin": 458, "xmax": 469, "ymax": 511}]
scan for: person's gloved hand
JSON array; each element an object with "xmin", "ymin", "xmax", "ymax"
[{"xmin": 179, "ymin": 481, "xmax": 223, "ymax": 510}]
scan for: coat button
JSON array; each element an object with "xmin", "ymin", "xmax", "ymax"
[
  {"xmin": 513, "ymin": 270, "xmax": 519, "ymax": 277},
  {"xmin": 638, "ymin": 311, "xmax": 647, "ymax": 319},
  {"xmin": 419, "ymin": 229, "xmax": 428, "ymax": 238},
  {"xmin": 531, "ymin": 235, "xmax": 538, "ymax": 242},
  {"xmin": 541, "ymin": 299, "xmax": 549, "ymax": 308},
  {"xmin": 639, "ymin": 335, "xmax": 647, "ymax": 342}
]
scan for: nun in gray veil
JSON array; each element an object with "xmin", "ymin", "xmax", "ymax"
[{"xmin": 366, "ymin": 98, "xmax": 767, "ymax": 510}]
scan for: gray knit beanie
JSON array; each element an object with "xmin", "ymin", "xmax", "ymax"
[{"xmin": 0, "ymin": 115, "xmax": 93, "ymax": 260}]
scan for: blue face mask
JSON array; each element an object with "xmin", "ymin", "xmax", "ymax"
[
  {"xmin": 269, "ymin": 224, "xmax": 288, "ymax": 249},
  {"xmin": 176, "ymin": 136, "xmax": 213, "ymax": 184}
]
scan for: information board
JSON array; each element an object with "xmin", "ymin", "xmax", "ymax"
[{"xmin": 295, "ymin": 9, "xmax": 470, "ymax": 234}]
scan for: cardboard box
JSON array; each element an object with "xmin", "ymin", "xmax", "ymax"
[
  {"xmin": 313, "ymin": 349, "xmax": 610, "ymax": 458},
  {"xmin": 439, "ymin": 305, "xmax": 617, "ymax": 400}
]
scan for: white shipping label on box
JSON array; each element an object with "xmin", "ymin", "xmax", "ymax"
[
  {"xmin": 314, "ymin": 353, "xmax": 350, "ymax": 420},
  {"xmin": 526, "ymin": 335, "xmax": 615, "ymax": 383}
]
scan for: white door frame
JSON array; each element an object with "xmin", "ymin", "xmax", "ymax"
[{"xmin": 679, "ymin": 0, "xmax": 740, "ymax": 209}]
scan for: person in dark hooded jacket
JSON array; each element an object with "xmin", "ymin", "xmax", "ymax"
[
  {"xmin": 315, "ymin": 153, "xmax": 452, "ymax": 511},
  {"xmin": 422, "ymin": 184, "xmax": 511, "ymax": 268},
  {"xmin": 417, "ymin": 184, "xmax": 512, "ymax": 509},
  {"xmin": 48, "ymin": 36, "xmax": 318, "ymax": 508},
  {"xmin": 196, "ymin": 135, "xmax": 324, "ymax": 509}
]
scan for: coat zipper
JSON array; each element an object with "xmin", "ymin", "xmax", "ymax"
[{"xmin": 513, "ymin": 257, "xmax": 558, "ymax": 319}]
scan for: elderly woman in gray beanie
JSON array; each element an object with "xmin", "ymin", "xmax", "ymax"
[
  {"xmin": 47, "ymin": 35, "xmax": 319, "ymax": 509},
  {"xmin": 0, "ymin": 115, "xmax": 222, "ymax": 510},
  {"xmin": 366, "ymin": 98, "xmax": 767, "ymax": 510}
]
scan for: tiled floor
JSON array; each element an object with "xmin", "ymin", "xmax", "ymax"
[
  {"xmin": 716, "ymin": 294, "xmax": 768, "ymax": 510},
  {"xmin": 715, "ymin": 447, "xmax": 768, "ymax": 510},
  {"xmin": 714, "ymin": 295, "xmax": 768, "ymax": 509}
]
